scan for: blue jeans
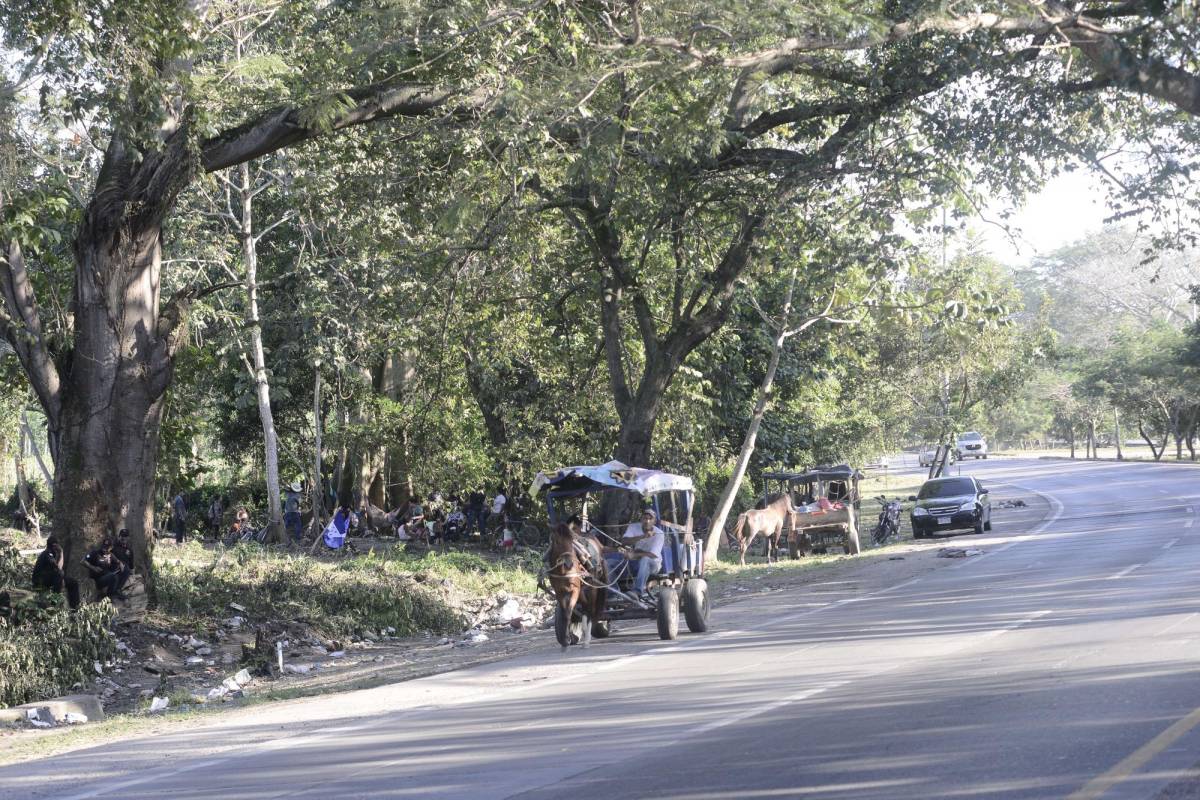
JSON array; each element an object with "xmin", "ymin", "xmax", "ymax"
[
  {"xmin": 284, "ymin": 512, "xmax": 302, "ymax": 541},
  {"xmin": 605, "ymin": 553, "xmax": 661, "ymax": 593}
]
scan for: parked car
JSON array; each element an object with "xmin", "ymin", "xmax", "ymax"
[
  {"xmin": 954, "ymin": 431, "xmax": 988, "ymax": 459},
  {"xmin": 918, "ymin": 444, "xmax": 955, "ymax": 467},
  {"xmin": 909, "ymin": 476, "xmax": 992, "ymax": 538}
]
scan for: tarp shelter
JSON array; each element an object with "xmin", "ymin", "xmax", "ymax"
[{"xmin": 529, "ymin": 460, "xmax": 695, "ymax": 498}]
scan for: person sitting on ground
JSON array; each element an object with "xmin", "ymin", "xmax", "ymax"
[
  {"xmin": 32, "ymin": 535, "xmax": 81, "ymax": 609},
  {"xmin": 405, "ymin": 497, "xmax": 426, "ymax": 543},
  {"xmin": 113, "ymin": 528, "xmax": 136, "ymax": 572},
  {"xmin": 83, "ymin": 536, "xmax": 130, "ymax": 602},
  {"xmin": 604, "ymin": 509, "xmax": 665, "ymax": 602}
]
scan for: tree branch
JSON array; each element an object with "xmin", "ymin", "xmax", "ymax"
[{"xmin": 0, "ymin": 240, "xmax": 62, "ymax": 427}]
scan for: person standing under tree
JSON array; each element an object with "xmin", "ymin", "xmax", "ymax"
[
  {"xmin": 170, "ymin": 491, "xmax": 187, "ymax": 544},
  {"xmin": 284, "ymin": 482, "xmax": 303, "ymax": 542}
]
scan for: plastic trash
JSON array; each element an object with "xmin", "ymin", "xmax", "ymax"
[
  {"xmin": 63, "ymin": 712, "xmax": 88, "ymax": 724},
  {"xmin": 149, "ymin": 697, "xmax": 169, "ymax": 712},
  {"xmin": 234, "ymin": 669, "xmax": 252, "ymax": 685}
]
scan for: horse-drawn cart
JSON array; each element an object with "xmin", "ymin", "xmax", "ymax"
[
  {"xmin": 762, "ymin": 464, "xmax": 863, "ymax": 558},
  {"xmin": 531, "ymin": 461, "xmax": 710, "ymax": 644}
]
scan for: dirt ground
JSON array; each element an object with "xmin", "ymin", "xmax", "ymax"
[{"xmin": 0, "ymin": 488, "xmax": 1049, "ymax": 762}]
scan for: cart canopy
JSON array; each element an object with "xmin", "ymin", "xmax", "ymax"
[
  {"xmin": 530, "ymin": 460, "xmax": 695, "ymax": 498},
  {"xmin": 762, "ymin": 463, "xmax": 863, "ymax": 484}
]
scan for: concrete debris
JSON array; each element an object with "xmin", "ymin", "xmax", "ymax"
[
  {"xmin": 29, "ymin": 719, "xmax": 52, "ymax": 729},
  {"xmin": 222, "ymin": 616, "xmax": 245, "ymax": 629},
  {"xmin": 461, "ymin": 630, "xmax": 489, "ymax": 645},
  {"xmin": 206, "ymin": 687, "xmax": 226, "ymax": 701},
  {"xmin": 234, "ymin": 669, "xmax": 252, "ymax": 685},
  {"xmin": 328, "ymin": 651, "xmax": 345, "ymax": 658},
  {"xmin": 149, "ymin": 697, "xmax": 169, "ymax": 712},
  {"xmin": 194, "ymin": 647, "xmax": 213, "ymax": 656},
  {"xmin": 221, "ymin": 677, "xmax": 242, "ymax": 693},
  {"xmin": 493, "ymin": 598, "xmax": 522, "ymax": 623},
  {"xmin": 282, "ymin": 664, "xmax": 312, "ymax": 675},
  {"xmin": 63, "ymin": 712, "xmax": 88, "ymax": 725},
  {"xmin": 185, "ymin": 636, "xmax": 206, "ymax": 650}
]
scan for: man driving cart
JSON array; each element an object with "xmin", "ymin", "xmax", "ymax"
[{"xmin": 604, "ymin": 509, "xmax": 665, "ymax": 603}]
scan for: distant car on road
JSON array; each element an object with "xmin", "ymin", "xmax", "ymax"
[
  {"xmin": 954, "ymin": 431, "xmax": 988, "ymax": 460},
  {"xmin": 918, "ymin": 444, "xmax": 955, "ymax": 467},
  {"xmin": 910, "ymin": 476, "xmax": 992, "ymax": 538}
]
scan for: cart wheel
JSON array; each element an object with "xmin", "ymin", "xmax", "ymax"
[
  {"xmin": 656, "ymin": 587, "xmax": 679, "ymax": 640},
  {"xmin": 788, "ymin": 538, "xmax": 799, "ymax": 559},
  {"xmin": 554, "ymin": 605, "xmax": 580, "ymax": 647},
  {"xmin": 682, "ymin": 579, "xmax": 709, "ymax": 633},
  {"xmin": 517, "ymin": 521, "xmax": 544, "ymax": 547},
  {"xmin": 845, "ymin": 526, "xmax": 861, "ymax": 556},
  {"xmin": 591, "ymin": 619, "xmax": 611, "ymax": 639}
]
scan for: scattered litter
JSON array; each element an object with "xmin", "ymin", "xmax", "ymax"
[
  {"xmin": 93, "ymin": 661, "xmax": 103, "ymax": 675},
  {"xmin": 184, "ymin": 656, "xmax": 205, "ymax": 667},
  {"xmin": 996, "ymin": 499, "xmax": 1028, "ymax": 509},
  {"xmin": 63, "ymin": 713, "xmax": 88, "ymax": 725},
  {"xmin": 328, "ymin": 651, "xmax": 345, "ymax": 658},
  {"xmin": 221, "ymin": 677, "xmax": 242, "ymax": 693},
  {"xmin": 222, "ymin": 616, "xmax": 245, "ymax": 629},
  {"xmin": 29, "ymin": 719, "xmax": 52, "ymax": 729},
  {"xmin": 282, "ymin": 664, "xmax": 311, "ymax": 675},
  {"xmin": 194, "ymin": 647, "xmax": 212, "ymax": 656},
  {"xmin": 206, "ymin": 687, "xmax": 226, "ymax": 701},
  {"xmin": 234, "ymin": 669, "xmax": 252, "ymax": 685},
  {"xmin": 228, "ymin": 602, "xmax": 246, "ymax": 612},
  {"xmin": 937, "ymin": 548, "xmax": 984, "ymax": 558},
  {"xmin": 149, "ymin": 697, "xmax": 169, "ymax": 712},
  {"xmin": 461, "ymin": 630, "xmax": 489, "ymax": 645},
  {"xmin": 185, "ymin": 636, "xmax": 206, "ymax": 650}
]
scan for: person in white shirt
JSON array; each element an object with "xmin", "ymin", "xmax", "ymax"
[{"xmin": 606, "ymin": 509, "xmax": 664, "ymax": 600}]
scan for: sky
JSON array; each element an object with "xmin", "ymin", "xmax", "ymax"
[{"xmin": 978, "ymin": 171, "xmax": 1112, "ymax": 266}]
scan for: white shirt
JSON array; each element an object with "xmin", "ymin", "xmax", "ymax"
[
  {"xmin": 492, "ymin": 494, "xmax": 507, "ymax": 515},
  {"xmin": 622, "ymin": 522, "xmax": 665, "ymax": 559}
]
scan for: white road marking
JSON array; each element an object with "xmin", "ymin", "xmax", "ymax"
[
  {"xmin": 1109, "ymin": 564, "xmax": 1143, "ymax": 579},
  {"xmin": 1163, "ymin": 538, "xmax": 1180, "ymax": 550},
  {"xmin": 1156, "ymin": 613, "xmax": 1199, "ymax": 636}
]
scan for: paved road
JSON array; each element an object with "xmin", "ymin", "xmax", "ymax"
[{"xmin": 5, "ymin": 457, "xmax": 1200, "ymax": 799}]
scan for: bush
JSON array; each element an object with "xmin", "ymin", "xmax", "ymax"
[{"xmin": 0, "ymin": 597, "xmax": 117, "ymax": 707}]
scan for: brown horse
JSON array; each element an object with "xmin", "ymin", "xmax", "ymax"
[
  {"xmin": 731, "ymin": 493, "xmax": 792, "ymax": 565},
  {"xmin": 546, "ymin": 523, "xmax": 609, "ymax": 650}
]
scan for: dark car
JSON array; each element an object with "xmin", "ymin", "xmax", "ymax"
[{"xmin": 909, "ymin": 476, "xmax": 991, "ymax": 538}]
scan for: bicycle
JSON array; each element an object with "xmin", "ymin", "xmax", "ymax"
[{"xmin": 871, "ymin": 496, "xmax": 902, "ymax": 546}]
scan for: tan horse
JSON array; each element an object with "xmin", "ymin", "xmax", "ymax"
[{"xmin": 731, "ymin": 494, "xmax": 792, "ymax": 565}]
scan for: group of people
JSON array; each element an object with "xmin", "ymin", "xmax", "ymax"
[
  {"xmin": 388, "ymin": 487, "xmax": 510, "ymax": 544},
  {"xmin": 30, "ymin": 530, "xmax": 135, "ymax": 609}
]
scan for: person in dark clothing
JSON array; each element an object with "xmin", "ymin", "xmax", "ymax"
[
  {"xmin": 113, "ymin": 529, "xmax": 135, "ymax": 573},
  {"xmin": 466, "ymin": 489, "xmax": 486, "ymax": 537},
  {"xmin": 83, "ymin": 536, "xmax": 130, "ymax": 602},
  {"xmin": 32, "ymin": 536, "xmax": 81, "ymax": 609}
]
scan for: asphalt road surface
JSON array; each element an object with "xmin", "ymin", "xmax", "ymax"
[{"xmin": 5, "ymin": 457, "xmax": 1200, "ymax": 800}]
